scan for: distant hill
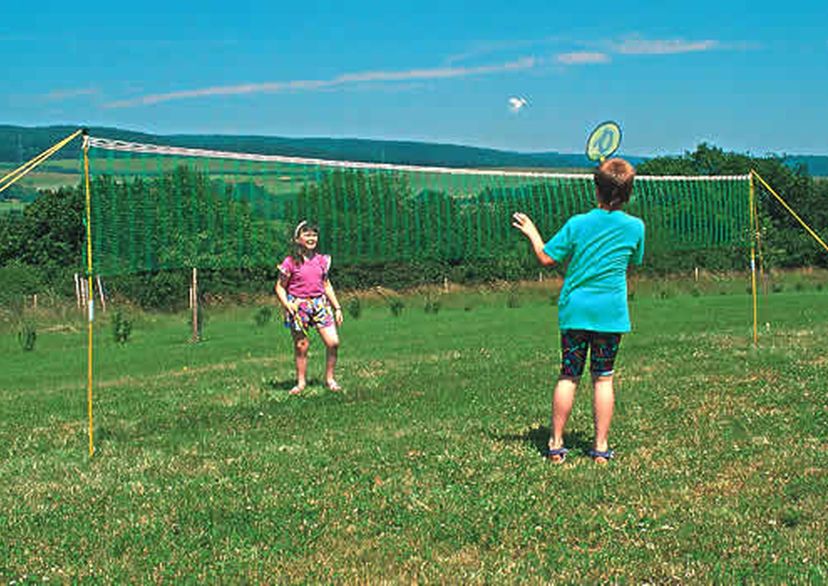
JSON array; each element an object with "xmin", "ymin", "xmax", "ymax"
[
  {"xmin": 0, "ymin": 124, "xmax": 643, "ymax": 171},
  {"xmin": 783, "ymin": 155, "xmax": 828, "ymax": 177}
]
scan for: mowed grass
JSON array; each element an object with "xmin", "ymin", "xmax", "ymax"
[{"xmin": 1, "ymin": 285, "xmax": 826, "ymax": 582}]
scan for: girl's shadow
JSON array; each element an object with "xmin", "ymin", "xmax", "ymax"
[
  {"xmin": 262, "ymin": 377, "xmax": 323, "ymax": 391},
  {"xmin": 492, "ymin": 425, "xmax": 592, "ymax": 457}
]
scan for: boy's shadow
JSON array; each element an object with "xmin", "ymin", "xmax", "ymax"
[{"xmin": 492, "ymin": 425, "xmax": 592, "ymax": 457}]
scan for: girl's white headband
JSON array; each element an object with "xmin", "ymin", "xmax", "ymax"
[{"xmin": 293, "ymin": 220, "xmax": 308, "ymax": 239}]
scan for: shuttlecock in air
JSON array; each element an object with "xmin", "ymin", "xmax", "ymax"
[{"xmin": 508, "ymin": 96, "xmax": 528, "ymax": 112}]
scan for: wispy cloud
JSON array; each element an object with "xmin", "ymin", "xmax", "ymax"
[
  {"xmin": 105, "ymin": 57, "xmax": 537, "ymax": 108},
  {"xmin": 444, "ymin": 36, "xmax": 564, "ymax": 65},
  {"xmin": 44, "ymin": 88, "xmax": 99, "ymax": 102},
  {"xmin": 556, "ymin": 52, "xmax": 611, "ymax": 65},
  {"xmin": 613, "ymin": 38, "xmax": 719, "ymax": 55}
]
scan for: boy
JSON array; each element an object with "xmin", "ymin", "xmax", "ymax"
[{"xmin": 512, "ymin": 158, "xmax": 644, "ymax": 464}]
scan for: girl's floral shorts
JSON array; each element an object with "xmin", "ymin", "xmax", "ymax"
[{"xmin": 284, "ymin": 294, "xmax": 335, "ymax": 334}]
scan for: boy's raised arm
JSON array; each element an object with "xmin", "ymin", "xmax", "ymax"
[{"xmin": 512, "ymin": 212, "xmax": 556, "ymax": 267}]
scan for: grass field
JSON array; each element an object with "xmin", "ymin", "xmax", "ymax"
[{"xmin": 1, "ymin": 281, "xmax": 826, "ymax": 582}]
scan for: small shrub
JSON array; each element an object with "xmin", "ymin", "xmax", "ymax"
[
  {"xmin": 388, "ymin": 298, "xmax": 405, "ymax": 317},
  {"xmin": 424, "ymin": 295, "xmax": 441, "ymax": 314},
  {"xmin": 346, "ymin": 297, "xmax": 362, "ymax": 319},
  {"xmin": 254, "ymin": 306, "xmax": 273, "ymax": 327},
  {"xmin": 690, "ymin": 287, "xmax": 701, "ymax": 297},
  {"xmin": 794, "ymin": 282, "xmax": 804, "ymax": 292},
  {"xmin": 817, "ymin": 283, "xmax": 824, "ymax": 292},
  {"xmin": 17, "ymin": 322, "xmax": 37, "ymax": 351},
  {"xmin": 112, "ymin": 310, "xmax": 133, "ymax": 345},
  {"xmin": 188, "ymin": 305, "xmax": 207, "ymax": 340},
  {"xmin": 772, "ymin": 283, "xmax": 784, "ymax": 293},
  {"xmin": 506, "ymin": 290, "xmax": 521, "ymax": 308},
  {"xmin": 780, "ymin": 507, "xmax": 803, "ymax": 528}
]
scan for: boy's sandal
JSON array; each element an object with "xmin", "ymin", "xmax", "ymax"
[
  {"xmin": 326, "ymin": 380, "xmax": 342, "ymax": 392},
  {"xmin": 288, "ymin": 385, "xmax": 304, "ymax": 395},
  {"xmin": 545, "ymin": 447, "xmax": 569, "ymax": 464},
  {"xmin": 588, "ymin": 448, "xmax": 615, "ymax": 463}
]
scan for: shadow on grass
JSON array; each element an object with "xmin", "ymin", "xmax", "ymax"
[
  {"xmin": 262, "ymin": 377, "xmax": 324, "ymax": 392},
  {"xmin": 492, "ymin": 424, "xmax": 593, "ymax": 457}
]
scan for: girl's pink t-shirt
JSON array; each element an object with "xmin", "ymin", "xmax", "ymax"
[{"xmin": 279, "ymin": 254, "xmax": 331, "ymax": 298}]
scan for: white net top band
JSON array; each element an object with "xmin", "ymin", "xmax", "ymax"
[{"xmin": 87, "ymin": 137, "xmax": 750, "ymax": 182}]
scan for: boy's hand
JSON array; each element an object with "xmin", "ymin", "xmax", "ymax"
[{"xmin": 512, "ymin": 212, "xmax": 540, "ymax": 239}]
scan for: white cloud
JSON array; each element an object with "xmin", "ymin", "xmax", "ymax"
[
  {"xmin": 556, "ymin": 52, "xmax": 611, "ymax": 65},
  {"xmin": 44, "ymin": 88, "xmax": 99, "ymax": 101},
  {"xmin": 613, "ymin": 38, "xmax": 719, "ymax": 55},
  {"xmin": 106, "ymin": 57, "xmax": 537, "ymax": 108}
]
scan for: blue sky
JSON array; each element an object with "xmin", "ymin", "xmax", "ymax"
[{"xmin": 3, "ymin": 0, "xmax": 828, "ymax": 156}]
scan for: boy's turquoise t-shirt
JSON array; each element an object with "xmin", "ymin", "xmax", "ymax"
[{"xmin": 543, "ymin": 208, "xmax": 645, "ymax": 333}]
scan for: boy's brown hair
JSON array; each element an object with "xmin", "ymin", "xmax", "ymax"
[{"xmin": 594, "ymin": 158, "xmax": 636, "ymax": 210}]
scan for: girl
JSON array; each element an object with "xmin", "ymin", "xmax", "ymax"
[
  {"xmin": 512, "ymin": 158, "xmax": 645, "ymax": 464},
  {"xmin": 275, "ymin": 221, "xmax": 344, "ymax": 394}
]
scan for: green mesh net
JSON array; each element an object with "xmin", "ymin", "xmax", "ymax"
[{"xmin": 86, "ymin": 138, "xmax": 751, "ymax": 275}]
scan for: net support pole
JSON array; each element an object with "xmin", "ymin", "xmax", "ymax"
[
  {"xmin": 749, "ymin": 172, "xmax": 758, "ymax": 348},
  {"xmin": 83, "ymin": 130, "xmax": 95, "ymax": 457}
]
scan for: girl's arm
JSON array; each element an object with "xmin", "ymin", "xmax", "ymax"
[
  {"xmin": 323, "ymin": 279, "xmax": 344, "ymax": 326},
  {"xmin": 511, "ymin": 212, "xmax": 556, "ymax": 267},
  {"xmin": 275, "ymin": 275, "xmax": 298, "ymax": 314}
]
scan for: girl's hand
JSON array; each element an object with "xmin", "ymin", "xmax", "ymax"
[
  {"xmin": 285, "ymin": 301, "xmax": 300, "ymax": 315},
  {"xmin": 333, "ymin": 307, "xmax": 344, "ymax": 326},
  {"xmin": 511, "ymin": 212, "xmax": 539, "ymax": 239}
]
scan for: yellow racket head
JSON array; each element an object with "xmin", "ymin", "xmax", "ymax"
[{"xmin": 586, "ymin": 121, "xmax": 622, "ymax": 162}]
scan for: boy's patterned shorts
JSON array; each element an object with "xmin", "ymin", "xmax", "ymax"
[
  {"xmin": 284, "ymin": 294, "xmax": 335, "ymax": 334},
  {"xmin": 560, "ymin": 330, "xmax": 622, "ymax": 378}
]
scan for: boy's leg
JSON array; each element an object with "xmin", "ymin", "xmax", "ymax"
[
  {"xmin": 592, "ymin": 375, "xmax": 614, "ymax": 454},
  {"xmin": 549, "ymin": 330, "xmax": 589, "ymax": 454},
  {"xmin": 317, "ymin": 325, "xmax": 340, "ymax": 389},
  {"xmin": 589, "ymin": 333, "xmax": 621, "ymax": 460},
  {"xmin": 291, "ymin": 331, "xmax": 310, "ymax": 392},
  {"xmin": 550, "ymin": 377, "xmax": 578, "ymax": 450}
]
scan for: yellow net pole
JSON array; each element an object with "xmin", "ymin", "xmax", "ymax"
[
  {"xmin": 83, "ymin": 131, "xmax": 95, "ymax": 457},
  {"xmin": 0, "ymin": 129, "xmax": 83, "ymax": 195},
  {"xmin": 749, "ymin": 172, "xmax": 758, "ymax": 347}
]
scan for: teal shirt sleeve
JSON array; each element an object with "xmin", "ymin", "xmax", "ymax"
[
  {"xmin": 543, "ymin": 220, "xmax": 574, "ymax": 262},
  {"xmin": 632, "ymin": 222, "xmax": 645, "ymax": 265}
]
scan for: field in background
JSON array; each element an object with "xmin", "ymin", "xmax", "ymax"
[{"xmin": 1, "ymin": 278, "xmax": 827, "ymax": 582}]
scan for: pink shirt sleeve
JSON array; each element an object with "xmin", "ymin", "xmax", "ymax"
[
  {"xmin": 278, "ymin": 257, "xmax": 295, "ymax": 277},
  {"xmin": 322, "ymin": 255, "xmax": 331, "ymax": 279}
]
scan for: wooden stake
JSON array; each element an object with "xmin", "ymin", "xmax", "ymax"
[
  {"xmin": 96, "ymin": 275, "xmax": 106, "ymax": 313},
  {"xmin": 74, "ymin": 273, "xmax": 81, "ymax": 308},
  {"xmin": 80, "ymin": 277, "xmax": 88, "ymax": 309},
  {"xmin": 191, "ymin": 268, "xmax": 199, "ymax": 342}
]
